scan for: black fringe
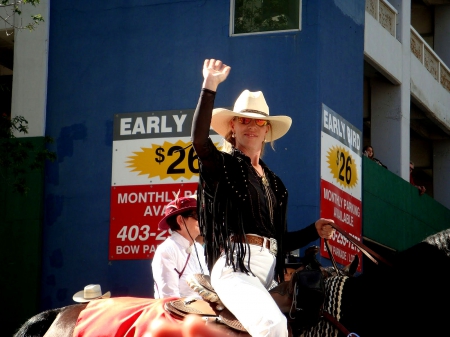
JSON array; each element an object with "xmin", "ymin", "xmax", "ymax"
[
  {"xmin": 197, "ymin": 150, "xmax": 288, "ymax": 282},
  {"xmin": 198, "ymin": 172, "xmax": 253, "ymax": 275}
]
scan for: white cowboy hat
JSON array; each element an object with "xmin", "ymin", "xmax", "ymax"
[
  {"xmin": 72, "ymin": 284, "xmax": 111, "ymax": 303},
  {"xmin": 211, "ymin": 90, "xmax": 292, "ymax": 142}
]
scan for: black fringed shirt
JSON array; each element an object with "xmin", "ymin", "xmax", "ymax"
[{"xmin": 191, "ymin": 88, "xmax": 319, "ymax": 283}]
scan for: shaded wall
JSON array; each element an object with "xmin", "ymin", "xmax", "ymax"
[{"xmin": 0, "ymin": 137, "xmax": 44, "ymax": 336}]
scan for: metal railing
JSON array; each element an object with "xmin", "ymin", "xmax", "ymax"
[
  {"xmin": 366, "ymin": 0, "xmax": 397, "ymax": 37},
  {"xmin": 410, "ymin": 26, "xmax": 450, "ymax": 93}
]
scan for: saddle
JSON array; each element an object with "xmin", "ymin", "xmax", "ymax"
[
  {"xmin": 164, "ymin": 282, "xmax": 247, "ymax": 332},
  {"xmin": 165, "ymin": 267, "xmax": 325, "ymax": 334},
  {"xmin": 165, "ymin": 228, "xmax": 391, "ymax": 336},
  {"xmin": 165, "ymin": 233, "xmax": 374, "ymax": 334},
  {"xmin": 165, "ymin": 273, "xmax": 246, "ymax": 332}
]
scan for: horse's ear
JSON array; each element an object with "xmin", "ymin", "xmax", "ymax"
[
  {"xmin": 304, "ymin": 245, "xmax": 320, "ymax": 257},
  {"xmin": 348, "ymin": 255, "xmax": 359, "ymax": 276}
]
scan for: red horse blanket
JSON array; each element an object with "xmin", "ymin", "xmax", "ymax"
[{"xmin": 73, "ymin": 297, "xmax": 181, "ymax": 336}]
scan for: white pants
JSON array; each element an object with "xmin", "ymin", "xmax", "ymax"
[{"xmin": 211, "ymin": 243, "xmax": 288, "ymax": 337}]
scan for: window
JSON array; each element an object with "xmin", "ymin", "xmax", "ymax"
[{"xmin": 231, "ymin": 0, "xmax": 301, "ymax": 35}]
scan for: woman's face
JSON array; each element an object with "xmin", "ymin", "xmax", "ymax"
[
  {"xmin": 230, "ymin": 117, "xmax": 269, "ymax": 153},
  {"xmin": 365, "ymin": 146, "xmax": 374, "ymax": 159}
]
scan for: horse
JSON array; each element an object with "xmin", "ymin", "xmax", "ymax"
[
  {"xmin": 13, "ymin": 248, "xmax": 355, "ymax": 337},
  {"xmin": 12, "ymin": 266, "xmax": 340, "ymax": 337},
  {"xmin": 14, "ymin": 228, "xmax": 450, "ymax": 337}
]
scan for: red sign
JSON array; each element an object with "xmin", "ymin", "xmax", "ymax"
[
  {"xmin": 109, "ymin": 183, "xmax": 198, "ymax": 260},
  {"xmin": 110, "ymin": 109, "xmax": 222, "ymax": 260},
  {"xmin": 320, "ymin": 104, "xmax": 363, "ymax": 272},
  {"xmin": 320, "ymin": 179, "xmax": 362, "ymax": 271}
]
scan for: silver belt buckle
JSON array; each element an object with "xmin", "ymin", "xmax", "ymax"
[{"xmin": 269, "ymin": 238, "xmax": 277, "ymax": 256}]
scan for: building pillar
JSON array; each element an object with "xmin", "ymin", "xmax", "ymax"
[
  {"xmin": 434, "ymin": 5, "xmax": 450, "ymax": 209},
  {"xmin": 11, "ymin": 0, "xmax": 50, "ymax": 137},
  {"xmin": 434, "ymin": 5, "xmax": 450, "ymax": 66},
  {"xmin": 433, "ymin": 140, "xmax": 450, "ymax": 209},
  {"xmin": 370, "ymin": 0, "xmax": 411, "ymax": 180}
]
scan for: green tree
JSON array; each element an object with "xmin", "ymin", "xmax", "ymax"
[
  {"xmin": 234, "ymin": 0, "xmax": 292, "ymax": 34},
  {"xmin": 0, "ymin": 0, "xmax": 44, "ymax": 31},
  {"xmin": 0, "ymin": 113, "xmax": 56, "ymax": 195},
  {"xmin": 0, "ymin": 1, "xmax": 50, "ymax": 194}
]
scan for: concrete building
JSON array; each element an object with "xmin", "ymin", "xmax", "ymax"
[{"xmin": 364, "ymin": 0, "xmax": 450, "ymax": 207}]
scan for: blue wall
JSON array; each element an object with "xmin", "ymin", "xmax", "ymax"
[{"xmin": 42, "ymin": 0, "xmax": 365, "ymax": 310}]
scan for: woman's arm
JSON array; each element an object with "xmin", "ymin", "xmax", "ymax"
[
  {"xmin": 191, "ymin": 59, "xmax": 231, "ymax": 173},
  {"xmin": 191, "ymin": 89, "xmax": 217, "ymax": 160},
  {"xmin": 283, "ymin": 223, "xmax": 319, "ymax": 252},
  {"xmin": 283, "ymin": 218, "xmax": 335, "ymax": 252}
]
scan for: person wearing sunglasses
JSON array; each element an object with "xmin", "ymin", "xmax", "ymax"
[
  {"xmin": 191, "ymin": 59, "xmax": 335, "ymax": 337},
  {"xmin": 151, "ymin": 194, "xmax": 209, "ymax": 299}
]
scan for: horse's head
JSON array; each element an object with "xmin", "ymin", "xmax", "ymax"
[{"xmin": 321, "ymin": 254, "xmax": 360, "ymax": 278}]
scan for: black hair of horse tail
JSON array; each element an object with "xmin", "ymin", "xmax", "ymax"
[{"xmin": 13, "ymin": 307, "xmax": 63, "ymax": 337}]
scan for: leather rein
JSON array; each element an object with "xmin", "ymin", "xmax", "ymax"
[{"xmin": 321, "ymin": 222, "xmax": 392, "ymax": 336}]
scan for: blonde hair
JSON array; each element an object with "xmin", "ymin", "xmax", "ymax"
[{"xmin": 221, "ymin": 118, "xmax": 275, "ymax": 156}]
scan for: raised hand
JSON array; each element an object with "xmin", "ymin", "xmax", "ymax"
[{"xmin": 202, "ymin": 59, "xmax": 231, "ymax": 91}]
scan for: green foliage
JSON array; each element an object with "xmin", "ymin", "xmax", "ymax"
[
  {"xmin": 0, "ymin": 0, "xmax": 44, "ymax": 31},
  {"xmin": 234, "ymin": 0, "xmax": 293, "ymax": 34},
  {"xmin": 27, "ymin": 14, "xmax": 44, "ymax": 31},
  {"xmin": 0, "ymin": 113, "xmax": 56, "ymax": 195}
]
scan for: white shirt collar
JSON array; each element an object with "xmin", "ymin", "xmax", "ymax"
[{"xmin": 171, "ymin": 231, "xmax": 192, "ymax": 249}]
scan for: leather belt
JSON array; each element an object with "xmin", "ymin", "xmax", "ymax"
[{"xmin": 231, "ymin": 234, "xmax": 278, "ymax": 256}]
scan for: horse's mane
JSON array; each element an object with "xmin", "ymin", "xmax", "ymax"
[
  {"xmin": 421, "ymin": 228, "xmax": 450, "ymax": 257},
  {"xmin": 392, "ymin": 227, "xmax": 450, "ymax": 273}
]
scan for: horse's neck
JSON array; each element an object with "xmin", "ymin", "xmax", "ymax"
[{"xmin": 332, "ymin": 274, "xmax": 398, "ymax": 337}]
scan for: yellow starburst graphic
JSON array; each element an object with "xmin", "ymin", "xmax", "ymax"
[
  {"xmin": 326, "ymin": 146, "xmax": 358, "ymax": 189},
  {"xmin": 126, "ymin": 140, "xmax": 199, "ymax": 180}
]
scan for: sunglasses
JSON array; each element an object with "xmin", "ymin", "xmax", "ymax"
[
  {"xmin": 236, "ymin": 117, "xmax": 269, "ymax": 127},
  {"xmin": 185, "ymin": 212, "xmax": 198, "ymax": 220}
]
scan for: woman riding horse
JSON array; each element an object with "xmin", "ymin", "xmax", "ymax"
[{"xmin": 191, "ymin": 58, "xmax": 335, "ymax": 336}]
